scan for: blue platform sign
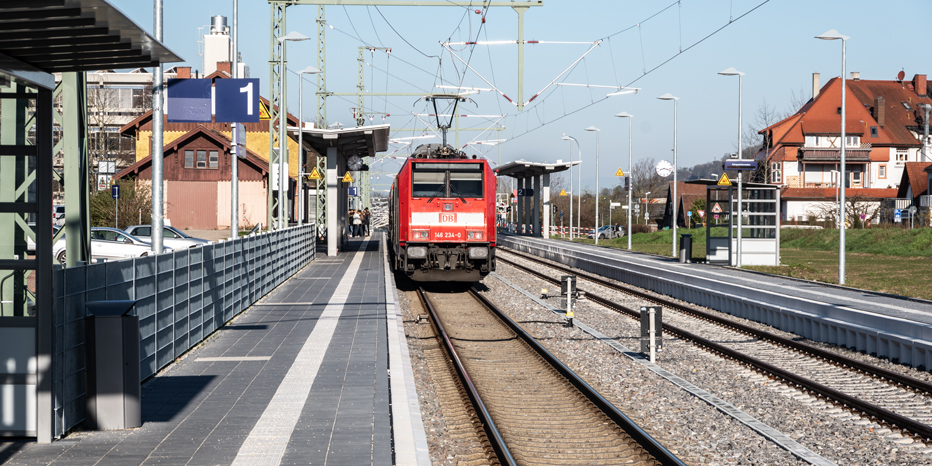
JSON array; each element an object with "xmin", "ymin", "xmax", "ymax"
[
  {"xmin": 722, "ymin": 160, "xmax": 758, "ymax": 171},
  {"xmin": 111, "ymin": 184, "xmax": 120, "ymax": 199},
  {"xmin": 517, "ymin": 188, "xmax": 535, "ymax": 196},
  {"xmin": 895, "ymin": 209, "xmax": 902, "ymax": 223},
  {"xmin": 215, "ymin": 79, "xmax": 260, "ymax": 123},
  {"xmin": 348, "ymin": 187, "xmax": 358, "ymax": 197},
  {"xmin": 167, "ymin": 79, "xmax": 211, "ymax": 122}
]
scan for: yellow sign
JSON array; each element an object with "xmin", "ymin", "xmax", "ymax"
[
  {"xmin": 341, "ymin": 172, "xmax": 354, "ymax": 183},
  {"xmin": 717, "ymin": 173, "xmax": 732, "ymax": 186},
  {"xmin": 614, "ymin": 168, "xmax": 625, "ymax": 177},
  {"xmin": 259, "ymin": 101, "xmax": 271, "ymax": 120},
  {"xmin": 307, "ymin": 167, "xmax": 322, "ymax": 180},
  {"xmin": 559, "ymin": 189, "xmax": 567, "ymax": 196}
]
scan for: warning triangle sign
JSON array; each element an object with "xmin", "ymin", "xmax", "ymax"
[
  {"xmin": 559, "ymin": 189, "xmax": 567, "ymax": 196},
  {"xmin": 614, "ymin": 168, "xmax": 625, "ymax": 177},
  {"xmin": 711, "ymin": 202, "xmax": 723, "ymax": 213},
  {"xmin": 259, "ymin": 101, "xmax": 271, "ymax": 121},
  {"xmin": 307, "ymin": 167, "xmax": 322, "ymax": 180},
  {"xmin": 717, "ymin": 172, "xmax": 732, "ymax": 186},
  {"xmin": 341, "ymin": 172, "xmax": 354, "ymax": 183}
]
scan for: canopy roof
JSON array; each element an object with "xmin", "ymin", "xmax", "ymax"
[
  {"xmin": 0, "ymin": 0, "xmax": 182, "ymax": 88},
  {"xmin": 291, "ymin": 124, "xmax": 391, "ymax": 159},
  {"xmin": 496, "ymin": 159, "xmax": 579, "ymax": 178}
]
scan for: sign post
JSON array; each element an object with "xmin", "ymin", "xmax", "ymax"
[{"xmin": 111, "ymin": 184, "xmax": 121, "ymax": 229}]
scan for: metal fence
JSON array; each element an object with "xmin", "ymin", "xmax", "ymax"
[{"xmin": 50, "ymin": 224, "xmax": 315, "ymax": 438}]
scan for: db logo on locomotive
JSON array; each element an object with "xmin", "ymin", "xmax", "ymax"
[{"xmin": 440, "ymin": 213, "xmax": 456, "ymax": 223}]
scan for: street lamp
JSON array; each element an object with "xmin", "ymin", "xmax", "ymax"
[
  {"xmin": 277, "ymin": 31, "xmax": 310, "ymax": 230},
  {"xmin": 816, "ymin": 29, "xmax": 849, "ymax": 284},
  {"xmin": 561, "ymin": 134, "xmax": 580, "ymax": 240},
  {"xmin": 615, "ymin": 112, "xmax": 633, "ymax": 250},
  {"xmin": 658, "ymin": 93, "xmax": 679, "ymax": 258},
  {"xmin": 297, "ymin": 66, "xmax": 320, "ymax": 227},
  {"xmin": 585, "ymin": 126, "xmax": 601, "ymax": 244},
  {"xmin": 719, "ymin": 67, "xmax": 745, "ymax": 267}
]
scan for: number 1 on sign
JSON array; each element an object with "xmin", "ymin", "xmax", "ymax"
[{"xmin": 239, "ymin": 82, "xmax": 253, "ymax": 116}]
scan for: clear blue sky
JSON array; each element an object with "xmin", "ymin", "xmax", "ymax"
[{"xmin": 109, "ymin": 0, "xmax": 930, "ymax": 192}]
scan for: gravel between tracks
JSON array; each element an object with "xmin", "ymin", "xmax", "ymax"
[
  {"xmin": 399, "ymin": 252, "xmax": 932, "ymax": 465},
  {"xmin": 484, "ymin": 251, "xmax": 932, "ymax": 465}
]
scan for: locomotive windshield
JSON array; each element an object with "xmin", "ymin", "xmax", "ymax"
[{"xmin": 411, "ymin": 163, "xmax": 484, "ymax": 199}]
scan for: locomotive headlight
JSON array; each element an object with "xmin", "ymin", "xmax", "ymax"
[
  {"xmin": 407, "ymin": 246, "xmax": 427, "ymax": 258},
  {"xmin": 468, "ymin": 247, "xmax": 489, "ymax": 259},
  {"xmin": 412, "ymin": 230, "xmax": 429, "ymax": 240},
  {"xmin": 467, "ymin": 231, "xmax": 483, "ymax": 240}
]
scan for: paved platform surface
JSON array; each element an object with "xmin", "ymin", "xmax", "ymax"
[
  {"xmin": 505, "ymin": 235, "xmax": 932, "ymax": 325},
  {"xmin": 1, "ymin": 235, "xmax": 428, "ymax": 466}
]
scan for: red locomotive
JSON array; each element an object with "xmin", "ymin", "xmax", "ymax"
[{"xmin": 388, "ymin": 142, "xmax": 497, "ymax": 282}]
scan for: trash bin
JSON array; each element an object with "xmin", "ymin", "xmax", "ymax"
[
  {"xmin": 679, "ymin": 234, "xmax": 693, "ymax": 263},
  {"xmin": 85, "ymin": 300, "xmax": 140, "ymax": 430}
]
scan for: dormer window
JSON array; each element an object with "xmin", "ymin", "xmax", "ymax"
[{"xmin": 870, "ymin": 126, "xmax": 878, "ymax": 138}]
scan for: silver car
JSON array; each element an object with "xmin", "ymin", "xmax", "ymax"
[
  {"xmin": 52, "ymin": 227, "xmax": 169, "ymax": 264},
  {"xmin": 124, "ymin": 225, "xmax": 210, "ymax": 249}
]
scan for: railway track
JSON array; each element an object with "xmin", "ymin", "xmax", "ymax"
[
  {"xmin": 417, "ymin": 286, "xmax": 684, "ymax": 466},
  {"xmin": 497, "ymin": 249, "xmax": 932, "ymax": 444}
]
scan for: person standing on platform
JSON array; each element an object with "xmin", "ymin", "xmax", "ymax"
[
  {"xmin": 352, "ymin": 209, "xmax": 362, "ymax": 238},
  {"xmin": 363, "ymin": 208, "xmax": 371, "ymax": 237}
]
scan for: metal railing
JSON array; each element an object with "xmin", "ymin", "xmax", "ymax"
[{"xmin": 50, "ymin": 224, "xmax": 315, "ymax": 438}]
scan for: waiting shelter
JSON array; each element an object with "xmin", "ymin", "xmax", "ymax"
[
  {"xmin": 291, "ymin": 124, "xmax": 390, "ymax": 256},
  {"xmin": 687, "ymin": 180, "xmax": 781, "ymax": 266},
  {"xmin": 497, "ymin": 160, "xmax": 579, "ymax": 238}
]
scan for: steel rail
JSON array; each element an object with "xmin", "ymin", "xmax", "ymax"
[
  {"xmin": 499, "ymin": 250, "xmax": 932, "ymax": 396},
  {"xmin": 417, "ymin": 289, "xmax": 513, "ymax": 466},
  {"xmin": 468, "ymin": 290, "xmax": 688, "ymax": 466},
  {"xmin": 499, "ymin": 253, "xmax": 932, "ymax": 440}
]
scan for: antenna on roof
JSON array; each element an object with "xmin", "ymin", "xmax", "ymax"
[{"xmin": 897, "ymin": 70, "xmax": 906, "ymax": 82}]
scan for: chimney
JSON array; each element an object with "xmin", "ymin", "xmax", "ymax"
[
  {"xmin": 176, "ymin": 66, "xmax": 191, "ymax": 79},
  {"xmin": 874, "ymin": 96, "xmax": 885, "ymax": 127},
  {"xmin": 850, "ymin": 71, "xmax": 860, "ymax": 80},
  {"xmin": 216, "ymin": 61, "xmax": 232, "ymax": 76},
  {"xmin": 812, "ymin": 72, "xmax": 820, "ymax": 100},
  {"xmin": 914, "ymin": 74, "xmax": 927, "ymax": 97}
]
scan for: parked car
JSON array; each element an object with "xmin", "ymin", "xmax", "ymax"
[
  {"xmin": 587, "ymin": 225, "xmax": 617, "ymax": 240},
  {"xmin": 53, "ymin": 205, "xmax": 65, "ymax": 226},
  {"xmin": 26, "ymin": 223, "xmax": 61, "ymax": 254},
  {"xmin": 52, "ymin": 227, "xmax": 170, "ymax": 265},
  {"xmin": 123, "ymin": 225, "xmax": 210, "ymax": 249}
]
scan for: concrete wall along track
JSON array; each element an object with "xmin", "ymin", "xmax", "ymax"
[{"xmin": 501, "ymin": 236, "xmax": 932, "ymax": 371}]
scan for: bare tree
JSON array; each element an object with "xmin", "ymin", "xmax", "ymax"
[{"xmin": 807, "ymin": 193, "xmax": 882, "ymax": 228}]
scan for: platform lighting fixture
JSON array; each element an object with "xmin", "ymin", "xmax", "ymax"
[
  {"xmin": 277, "ymin": 31, "xmax": 310, "ymax": 230},
  {"xmin": 584, "ymin": 126, "xmax": 601, "ymax": 245},
  {"xmin": 297, "ymin": 66, "xmax": 320, "ymax": 227},
  {"xmin": 561, "ymin": 134, "xmax": 580, "ymax": 240},
  {"xmin": 615, "ymin": 112, "xmax": 633, "ymax": 251},
  {"xmin": 657, "ymin": 93, "xmax": 679, "ymax": 258},
  {"xmin": 606, "ymin": 87, "xmax": 641, "ymax": 97},
  {"xmin": 815, "ymin": 29, "xmax": 849, "ymax": 284},
  {"xmin": 718, "ymin": 67, "xmax": 745, "ymax": 267}
]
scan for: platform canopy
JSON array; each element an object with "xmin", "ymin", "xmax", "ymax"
[
  {"xmin": 0, "ymin": 0, "xmax": 183, "ymax": 86},
  {"xmin": 496, "ymin": 159, "xmax": 579, "ymax": 178},
  {"xmin": 291, "ymin": 123, "xmax": 391, "ymax": 159}
]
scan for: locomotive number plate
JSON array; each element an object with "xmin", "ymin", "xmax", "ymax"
[
  {"xmin": 440, "ymin": 213, "xmax": 456, "ymax": 223},
  {"xmin": 435, "ymin": 231, "xmax": 462, "ymax": 239}
]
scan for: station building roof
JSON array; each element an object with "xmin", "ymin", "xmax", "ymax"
[
  {"xmin": 0, "ymin": 0, "xmax": 182, "ymax": 89},
  {"xmin": 496, "ymin": 159, "xmax": 580, "ymax": 178}
]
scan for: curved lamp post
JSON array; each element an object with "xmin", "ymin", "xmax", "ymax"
[
  {"xmin": 719, "ymin": 67, "xmax": 745, "ymax": 267},
  {"xmin": 561, "ymin": 134, "xmax": 580, "ymax": 239},
  {"xmin": 297, "ymin": 65, "xmax": 320, "ymax": 227},
  {"xmin": 816, "ymin": 29, "xmax": 849, "ymax": 284},
  {"xmin": 658, "ymin": 93, "xmax": 679, "ymax": 258},
  {"xmin": 277, "ymin": 31, "xmax": 310, "ymax": 230},
  {"xmin": 615, "ymin": 112, "xmax": 633, "ymax": 250},
  {"xmin": 584, "ymin": 126, "xmax": 601, "ymax": 244}
]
